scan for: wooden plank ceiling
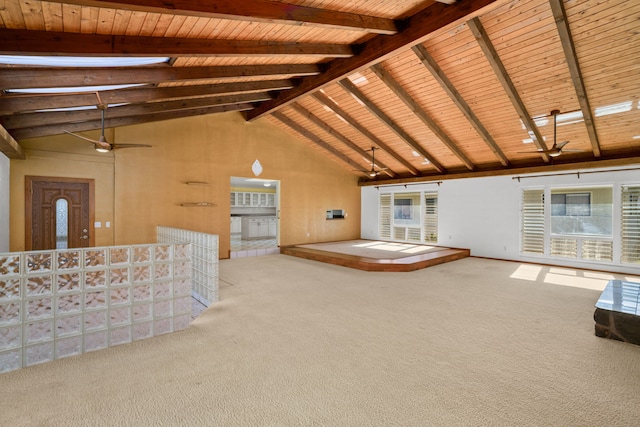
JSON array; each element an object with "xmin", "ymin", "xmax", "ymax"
[{"xmin": 0, "ymin": 0, "xmax": 639, "ymax": 183}]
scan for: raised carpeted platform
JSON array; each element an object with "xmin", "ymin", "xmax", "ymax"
[{"xmin": 281, "ymin": 240, "xmax": 470, "ymax": 272}]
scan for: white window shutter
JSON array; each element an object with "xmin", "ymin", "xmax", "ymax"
[
  {"xmin": 424, "ymin": 193, "xmax": 438, "ymax": 243},
  {"xmin": 379, "ymin": 193, "xmax": 391, "ymax": 239},
  {"xmin": 521, "ymin": 189, "xmax": 545, "ymax": 254},
  {"xmin": 622, "ymin": 185, "xmax": 640, "ymax": 264}
]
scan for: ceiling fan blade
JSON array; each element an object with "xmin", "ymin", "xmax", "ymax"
[
  {"xmin": 64, "ymin": 130, "xmax": 100, "ymax": 144},
  {"xmin": 64, "ymin": 130, "xmax": 112, "ymax": 150}
]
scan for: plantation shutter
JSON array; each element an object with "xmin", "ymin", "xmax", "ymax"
[
  {"xmin": 621, "ymin": 185, "xmax": 640, "ymax": 264},
  {"xmin": 424, "ymin": 193, "xmax": 438, "ymax": 243},
  {"xmin": 379, "ymin": 193, "xmax": 392, "ymax": 239},
  {"xmin": 521, "ymin": 189, "xmax": 545, "ymax": 254}
]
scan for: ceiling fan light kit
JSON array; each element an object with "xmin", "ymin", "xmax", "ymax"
[
  {"xmin": 64, "ymin": 103, "xmax": 151, "ymax": 152},
  {"xmin": 518, "ymin": 109, "xmax": 584, "ymax": 158}
]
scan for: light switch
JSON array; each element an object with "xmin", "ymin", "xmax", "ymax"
[
  {"xmin": 106, "ymin": 221, "xmax": 111, "ymax": 228},
  {"xmin": 95, "ymin": 221, "xmax": 102, "ymax": 228}
]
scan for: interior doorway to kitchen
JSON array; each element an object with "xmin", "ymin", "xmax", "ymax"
[{"xmin": 230, "ymin": 176, "xmax": 280, "ymax": 258}]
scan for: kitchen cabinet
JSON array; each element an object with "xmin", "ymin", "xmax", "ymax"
[
  {"xmin": 230, "ymin": 217, "xmax": 242, "ymax": 234},
  {"xmin": 230, "ymin": 191, "xmax": 276, "ymax": 207},
  {"xmin": 241, "ymin": 216, "xmax": 277, "ymax": 239}
]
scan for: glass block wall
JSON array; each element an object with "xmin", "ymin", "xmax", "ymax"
[
  {"xmin": 0, "ymin": 243, "xmax": 192, "ymax": 374},
  {"xmin": 156, "ymin": 226, "xmax": 219, "ymax": 306}
]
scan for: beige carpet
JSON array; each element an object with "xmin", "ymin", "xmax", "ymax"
[
  {"xmin": 296, "ymin": 239, "xmax": 446, "ymax": 259},
  {"xmin": 2, "ymin": 256, "xmax": 640, "ymax": 426}
]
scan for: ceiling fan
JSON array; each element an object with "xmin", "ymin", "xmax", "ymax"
[
  {"xmin": 64, "ymin": 96, "xmax": 151, "ymax": 152},
  {"xmin": 364, "ymin": 147, "xmax": 388, "ymax": 178},
  {"xmin": 520, "ymin": 109, "xmax": 583, "ymax": 157}
]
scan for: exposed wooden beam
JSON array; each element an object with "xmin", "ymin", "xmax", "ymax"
[
  {"xmin": 360, "ymin": 156, "xmax": 640, "ymax": 187},
  {"xmin": 43, "ymin": 0, "xmax": 398, "ymax": 34},
  {"xmin": 338, "ymin": 79, "xmax": 445, "ymax": 173},
  {"xmin": 10, "ymin": 104, "xmax": 254, "ymax": 140},
  {"xmin": 288, "ymin": 102, "xmax": 397, "ymax": 178},
  {"xmin": 411, "ymin": 44, "xmax": 510, "ymax": 167},
  {"xmin": 0, "ymin": 80, "xmax": 294, "ymax": 114},
  {"xmin": 312, "ymin": 92, "xmax": 421, "ymax": 176},
  {"xmin": 467, "ymin": 17, "xmax": 550, "ymax": 163},
  {"xmin": 370, "ymin": 63, "xmax": 475, "ymax": 171},
  {"xmin": 2, "ymin": 93, "xmax": 272, "ymax": 130},
  {"xmin": 271, "ymin": 111, "xmax": 369, "ymax": 174},
  {"xmin": 549, "ymin": 0, "xmax": 601, "ymax": 158},
  {"xmin": 0, "ymin": 29, "xmax": 354, "ymax": 58},
  {"xmin": 0, "ymin": 124, "xmax": 25, "ymax": 159},
  {"xmin": 0, "ymin": 64, "xmax": 320, "ymax": 90},
  {"xmin": 246, "ymin": 0, "xmax": 498, "ymax": 120}
]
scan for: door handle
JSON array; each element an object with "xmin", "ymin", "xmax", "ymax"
[{"xmin": 80, "ymin": 235, "xmax": 89, "ymax": 240}]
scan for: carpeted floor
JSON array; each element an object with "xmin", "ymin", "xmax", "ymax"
[
  {"xmin": 2, "ymin": 256, "xmax": 640, "ymax": 426},
  {"xmin": 296, "ymin": 239, "xmax": 446, "ymax": 259}
]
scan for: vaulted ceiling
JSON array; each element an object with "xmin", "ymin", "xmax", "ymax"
[{"xmin": 1, "ymin": 0, "xmax": 638, "ymax": 184}]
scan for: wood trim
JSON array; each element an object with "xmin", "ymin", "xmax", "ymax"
[
  {"xmin": 11, "ymin": 103, "xmax": 254, "ymax": 140},
  {"xmin": 359, "ymin": 156, "xmax": 640, "ymax": 187},
  {"xmin": 0, "ymin": 80, "xmax": 294, "ymax": 114},
  {"xmin": 246, "ymin": 0, "xmax": 499, "ymax": 120},
  {"xmin": 42, "ymin": 0, "xmax": 399, "ymax": 34},
  {"xmin": 281, "ymin": 245, "xmax": 470, "ymax": 272},
  {"xmin": 271, "ymin": 111, "xmax": 368, "ymax": 173},
  {"xmin": 0, "ymin": 64, "xmax": 320, "ymax": 90},
  {"xmin": 3, "ymin": 93, "xmax": 273, "ymax": 130},
  {"xmin": 549, "ymin": 0, "xmax": 601, "ymax": 158},
  {"xmin": 338, "ymin": 78, "xmax": 446, "ymax": 173},
  {"xmin": 311, "ymin": 91, "xmax": 421, "ymax": 176},
  {"xmin": 467, "ymin": 17, "xmax": 550, "ymax": 163},
  {"xmin": 370, "ymin": 63, "xmax": 475, "ymax": 171},
  {"xmin": 0, "ymin": 124, "xmax": 24, "ymax": 160},
  {"xmin": 411, "ymin": 44, "xmax": 510, "ymax": 167},
  {"xmin": 288, "ymin": 102, "xmax": 397, "ymax": 178},
  {"xmin": 0, "ymin": 28, "xmax": 354, "ymax": 58},
  {"xmin": 24, "ymin": 176, "xmax": 96, "ymax": 250}
]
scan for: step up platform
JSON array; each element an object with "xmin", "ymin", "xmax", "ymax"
[{"xmin": 281, "ymin": 240, "xmax": 470, "ymax": 272}]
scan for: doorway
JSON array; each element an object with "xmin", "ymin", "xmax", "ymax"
[
  {"xmin": 230, "ymin": 176, "xmax": 279, "ymax": 257},
  {"xmin": 25, "ymin": 176, "xmax": 95, "ymax": 250}
]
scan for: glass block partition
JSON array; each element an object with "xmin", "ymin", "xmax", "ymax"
[
  {"xmin": 156, "ymin": 226, "xmax": 219, "ymax": 306},
  {"xmin": 0, "ymin": 243, "xmax": 193, "ymax": 374}
]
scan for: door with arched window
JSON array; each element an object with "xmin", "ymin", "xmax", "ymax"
[{"xmin": 25, "ymin": 176, "xmax": 95, "ymax": 250}]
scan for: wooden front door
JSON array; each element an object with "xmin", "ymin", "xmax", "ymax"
[{"xmin": 26, "ymin": 176, "xmax": 95, "ymax": 250}]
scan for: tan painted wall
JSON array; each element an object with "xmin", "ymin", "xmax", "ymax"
[{"xmin": 9, "ymin": 112, "xmax": 361, "ymax": 257}]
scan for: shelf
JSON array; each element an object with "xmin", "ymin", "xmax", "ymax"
[{"xmin": 180, "ymin": 202, "xmax": 216, "ymax": 207}]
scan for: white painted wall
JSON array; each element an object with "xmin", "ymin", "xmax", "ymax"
[
  {"xmin": 361, "ymin": 166, "xmax": 640, "ymax": 275},
  {"xmin": 0, "ymin": 153, "xmax": 9, "ymax": 252}
]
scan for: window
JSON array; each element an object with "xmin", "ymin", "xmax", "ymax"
[
  {"xmin": 379, "ymin": 191, "xmax": 437, "ymax": 243},
  {"xmin": 522, "ymin": 186, "xmax": 616, "ymax": 263},
  {"xmin": 550, "ymin": 188, "xmax": 612, "ymax": 237},
  {"xmin": 551, "ymin": 193, "xmax": 591, "ymax": 216}
]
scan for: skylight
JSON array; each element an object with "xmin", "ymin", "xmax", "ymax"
[
  {"xmin": 1, "ymin": 56, "xmax": 164, "ymax": 95},
  {"xmin": 595, "ymin": 101, "xmax": 633, "ymax": 117},
  {"xmin": 0, "ymin": 55, "xmax": 169, "ymax": 67},
  {"xmin": 7, "ymin": 84, "xmax": 146, "ymax": 94}
]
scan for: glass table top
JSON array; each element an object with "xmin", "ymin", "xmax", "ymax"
[{"xmin": 595, "ymin": 280, "xmax": 640, "ymax": 315}]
